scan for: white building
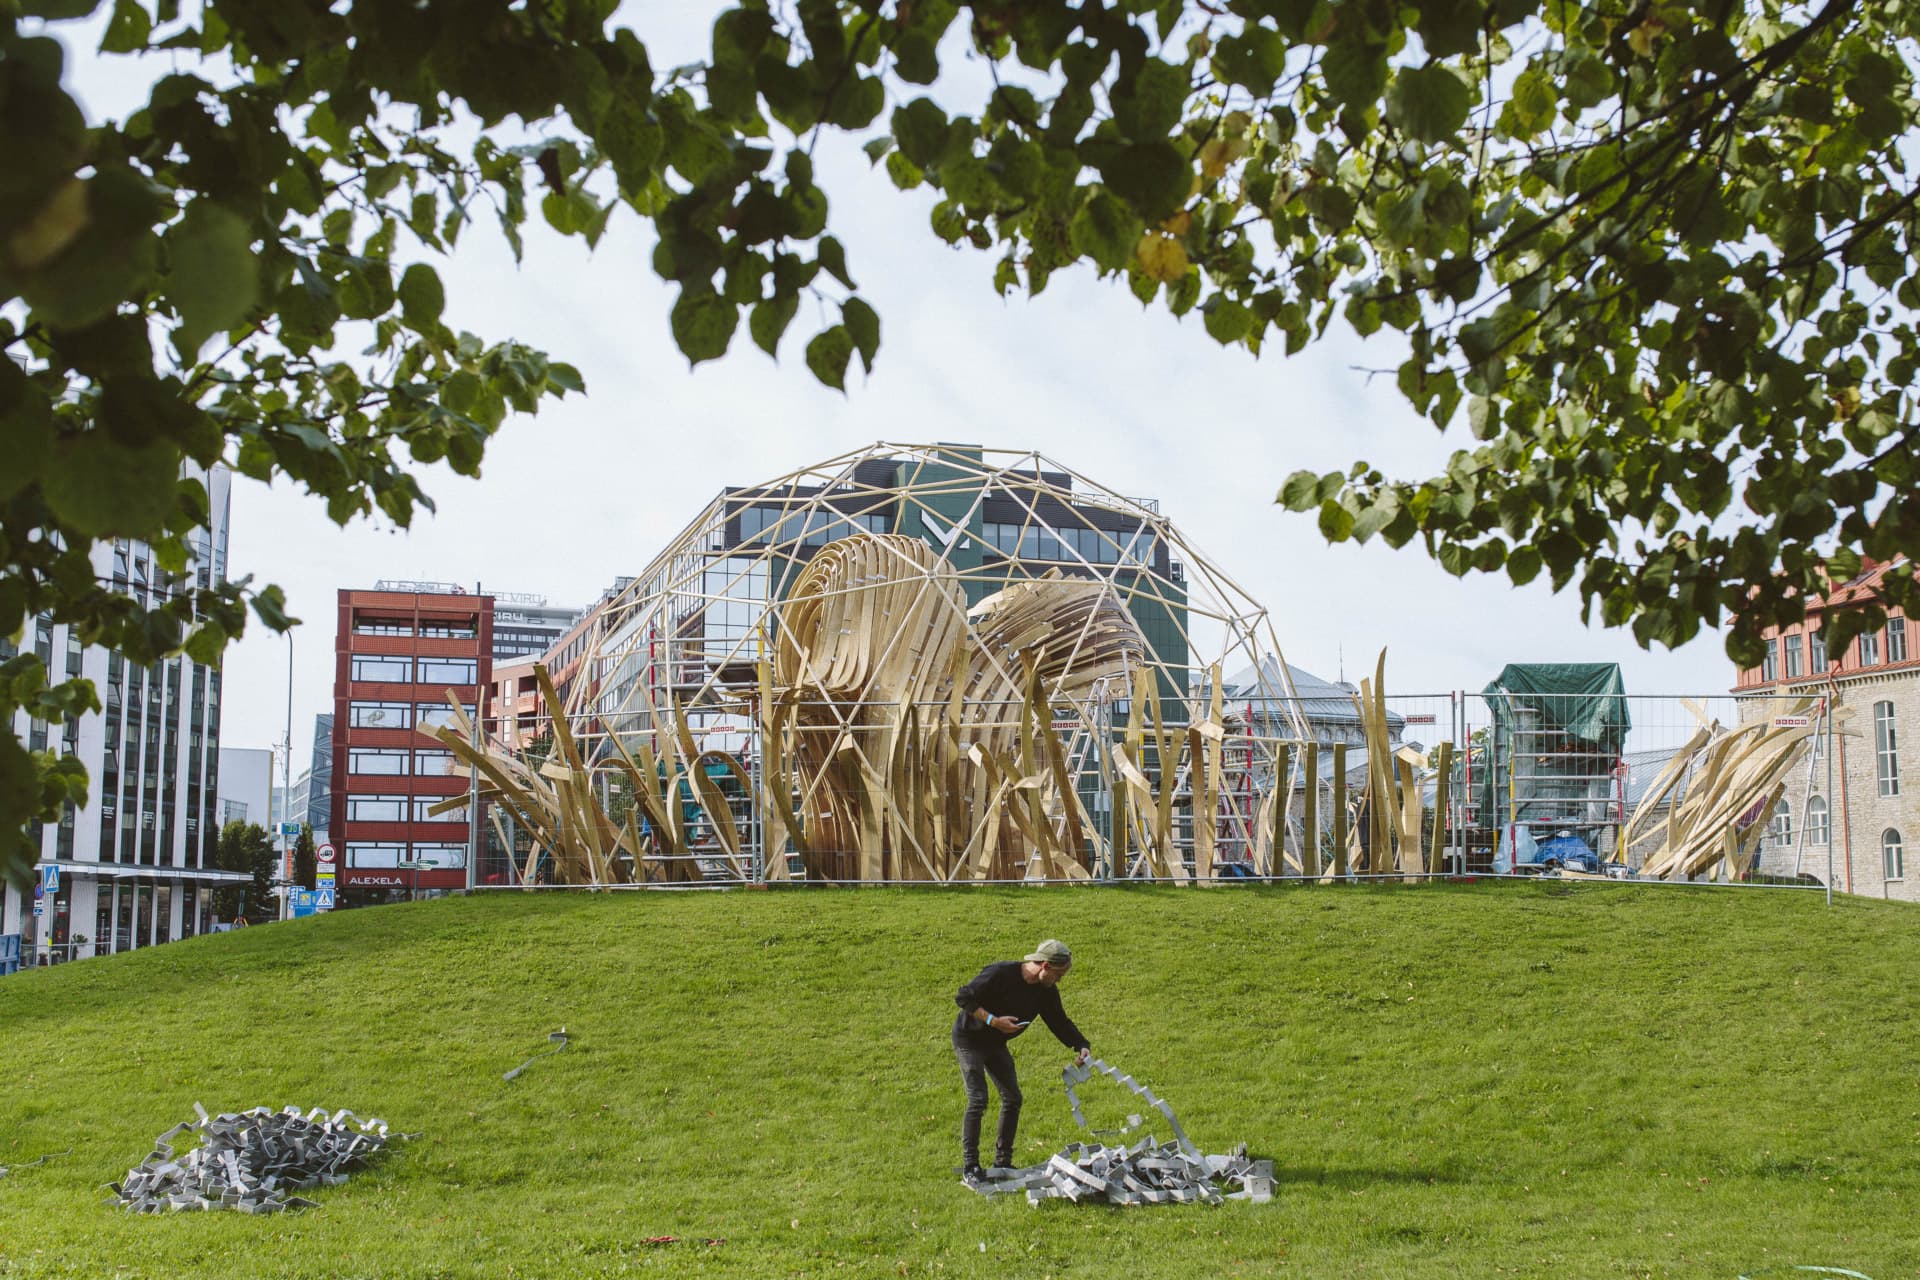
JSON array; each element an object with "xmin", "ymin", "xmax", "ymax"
[
  {"xmin": 1, "ymin": 463, "xmax": 251, "ymax": 962},
  {"xmin": 217, "ymin": 747, "xmax": 273, "ymax": 828}
]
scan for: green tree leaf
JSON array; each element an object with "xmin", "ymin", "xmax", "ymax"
[
  {"xmin": 41, "ymin": 433, "xmax": 181, "ymax": 538},
  {"xmin": 1069, "ymin": 191, "xmax": 1144, "ymax": 273},
  {"xmin": 398, "ymin": 262, "xmax": 445, "ymax": 327},
  {"xmin": 841, "ymin": 297, "xmax": 879, "ymax": 374},
  {"xmin": 806, "ymin": 325, "xmax": 853, "ymax": 391},
  {"xmin": 167, "ymin": 201, "xmax": 258, "ymax": 355},
  {"xmin": 751, "ymin": 293, "xmax": 800, "ymax": 358},
  {"xmin": 671, "ymin": 290, "xmax": 738, "ymax": 365},
  {"xmin": 1386, "ymin": 64, "xmax": 1472, "ymax": 145},
  {"xmin": 1097, "ymin": 142, "xmax": 1190, "ymax": 223}
]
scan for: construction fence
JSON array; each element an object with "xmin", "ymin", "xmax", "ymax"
[{"xmin": 467, "ymin": 688, "xmax": 1821, "ymax": 890}]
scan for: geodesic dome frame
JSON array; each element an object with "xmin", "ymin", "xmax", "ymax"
[{"xmin": 462, "ymin": 443, "xmax": 1327, "ymax": 884}]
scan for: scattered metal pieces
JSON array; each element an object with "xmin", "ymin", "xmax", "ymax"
[
  {"xmin": 964, "ymin": 1056, "xmax": 1269, "ymax": 1206},
  {"xmin": 503, "ymin": 1028, "xmax": 570, "ymax": 1081},
  {"xmin": 110, "ymin": 1104, "xmax": 415, "ymax": 1214},
  {"xmin": 1063, "ymin": 1057, "xmax": 1196, "ymax": 1155},
  {"xmin": 970, "ymin": 1138, "xmax": 1274, "ymax": 1207},
  {"xmin": 0, "ymin": 1148, "xmax": 71, "ymax": 1178}
]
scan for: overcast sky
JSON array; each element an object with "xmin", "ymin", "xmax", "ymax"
[{"xmin": 49, "ymin": 5, "xmax": 1737, "ymax": 779}]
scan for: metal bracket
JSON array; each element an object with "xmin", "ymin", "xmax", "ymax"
[{"xmin": 1062, "ymin": 1057, "xmax": 1197, "ymax": 1157}]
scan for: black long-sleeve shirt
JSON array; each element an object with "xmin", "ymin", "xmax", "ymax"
[{"xmin": 952, "ymin": 961, "xmax": 1089, "ymax": 1049}]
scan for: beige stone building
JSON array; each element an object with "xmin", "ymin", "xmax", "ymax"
[{"xmin": 1733, "ymin": 557, "xmax": 1915, "ymax": 902}]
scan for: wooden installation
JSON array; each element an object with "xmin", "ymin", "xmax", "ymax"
[
  {"xmin": 1302, "ymin": 649, "xmax": 1449, "ymax": 880},
  {"xmin": 438, "ymin": 444, "xmax": 1356, "ymax": 884},
  {"xmin": 1622, "ymin": 695, "xmax": 1839, "ymax": 881}
]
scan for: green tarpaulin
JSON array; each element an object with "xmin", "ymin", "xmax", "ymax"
[
  {"xmin": 1482, "ymin": 663, "xmax": 1631, "ymax": 749},
  {"xmin": 1480, "ymin": 663, "xmax": 1631, "ymax": 835}
]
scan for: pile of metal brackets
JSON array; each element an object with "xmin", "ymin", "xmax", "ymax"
[
  {"xmin": 110, "ymin": 1104, "xmax": 412, "ymax": 1214},
  {"xmin": 972, "ymin": 1139, "xmax": 1275, "ymax": 1206},
  {"xmin": 967, "ymin": 1056, "xmax": 1274, "ymax": 1206}
]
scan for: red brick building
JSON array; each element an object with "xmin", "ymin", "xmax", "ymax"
[{"xmin": 329, "ymin": 586, "xmax": 492, "ymax": 896}]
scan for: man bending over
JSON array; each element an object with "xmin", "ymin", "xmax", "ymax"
[{"xmin": 951, "ymin": 938, "xmax": 1091, "ymax": 1188}]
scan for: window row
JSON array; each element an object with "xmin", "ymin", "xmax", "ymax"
[
  {"xmin": 350, "ymin": 655, "xmax": 479, "ymax": 684},
  {"xmin": 981, "ymin": 521, "xmax": 1157, "ymax": 566},
  {"xmin": 1765, "ymin": 617, "xmax": 1908, "ymax": 681},
  {"xmin": 1770, "ymin": 801, "xmax": 1905, "ymax": 882},
  {"xmin": 353, "ymin": 618, "xmax": 480, "ymax": 639},
  {"xmin": 344, "ymin": 794, "xmax": 472, "ymax": 823},
  {"xmin": 736, "ymin": 507, "xmax": 888, "ymax": 546},
  {"xmin": 344, "ymin": 841, "xmax": 469, "ymax": 870},
  {"xmin": 347, "ymin": 747, "xmax": 460, "ymax": 777},
  {"xmin": 347, "ymin": 700, "xmax": 473, "ymax": 730}
]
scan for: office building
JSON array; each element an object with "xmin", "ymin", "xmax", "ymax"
[
  {"xmin": 0, "ymin": 463, "xmax": 251, "ymax": 961},
  {"xmin": 328, "ymin": 586, "xmax": 490, "ymax": 896}
]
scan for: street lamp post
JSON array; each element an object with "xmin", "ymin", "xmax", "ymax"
[{"xmin": 396, "ymin": 859, "xmax": 428, "ymax": 903}]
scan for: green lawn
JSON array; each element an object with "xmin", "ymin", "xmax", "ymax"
[{"xmin": 2, "ymin": 881, "xmax": 1916, "ymax": 1279}]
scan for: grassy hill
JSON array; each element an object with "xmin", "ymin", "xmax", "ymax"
[{"xmin": 1, "ymin": 881, "xmax": 1917, "ymax": 1279}]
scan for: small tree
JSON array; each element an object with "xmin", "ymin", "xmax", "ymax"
[
  {"xmin": 213, "ymin": 820, "xmax": 276, "ymax": 923},
  {"xmin": 292, "ymin": 825, "xmax": 316, "ymax": 892}
]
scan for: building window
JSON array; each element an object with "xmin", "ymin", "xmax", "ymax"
[
  {"xmin": 1782, "ymin": 633, "xmax": 1802, "ymax": 679},
  {"xmin": 1874, "ymin": 700, "xmax": 1899, "ymax": 796},
  {"xmin": 416, "ymin": 701, "xmax": 472, "ymax": 732},
  {"xmin": 416, "ymin": 656, "xmax": 478, "ymax": 684},
  {"xmin": 419, "ymin": 620, "xmax": 479, "ymax": 639},
  {"xmin": 1860, "ymin": 628, "xmax": 1880, "ymax": 666},
  {"xmin": 412, "ymin": 796, "xmax": 468, "ymax": 822},
  {"xmin": 1760, "ymin": 638, "xmax": 1778, "ymax": 682},
  {"xmin": 354, "ymin": 617, "xmax": 414, "ymax": 636},
  {"xmin": 1884, "ymin": 829, "xmax": 1905, "ymax": 880},
  {"xmin": 1807, "ymin": 796, "xmax": 1830, "ymax": 846},
  {"xmin": 1809, "ymin": 627, "xmax": 1828, "ymax": 673},
  {"xmin": 1889, "ymin": 617, "xmax": 1908, "ymax": 663},
  {"xmin": 347, "ymin": 790, "xmax": 410, "ymax": 821},
  {"xmin": 350, "ymin": 655, "xmax": 413, "ymax": 682},
  {"xmin": 413, "ymin": 748, "xmax": 458, "ymax": 777},
  {"xmin": 410, "ymin": 841, "xmax": 469, "ymax": 869},
  {"xmin": 349, "ymin": 701, "xmax": 413, "ymax": 729},
  {"xmin": 346, "ymin": 794, "xmax": 410, "ymax": 822},
  {"xmin": 1769, "ymin": 799, "xmax": 1792, "ymax": 850},
  {"xmin": 346, "ymin": 841, "xmax": 406, "ymax": 868},
  {"xmin": 348, "ymin": 747, "xmax": 410, "ymax": 776}
]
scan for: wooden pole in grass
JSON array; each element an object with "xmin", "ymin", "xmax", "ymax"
[
  {"xmin": 1302, "ymin": 741, "xmax": 1320, "ymax": 878},
  {"xmin": 1272, "ymin": 742, "xmax": 1292, "ymax": 877},
  {"xmin": 1332, "ymin": 743, "xmax": 1348, "ymax": 878},
  {"xmin": 1429, "ymin": 741, "xmax": 1454, "ymax": 875}
]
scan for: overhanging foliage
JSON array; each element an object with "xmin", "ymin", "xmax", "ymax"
[{"xmin": 3, "ymin": 0, "xmax": 1915, "ymax": 885}]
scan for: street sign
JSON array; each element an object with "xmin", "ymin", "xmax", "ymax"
[
  {"xmin": 32, "ymin": 884, "xmax": 43, "ymax": 901},
  {"xmin": 32, "ymin": 902, "xmax": 43, "ymax": 918},
  {"xmin": 290, "ymin": 890, "xmax": 317, "ymax": 919},
  {"xmin": 316, "ymin": 843, "xmax": 336, "ymax": 865},
  {"xmin": 41, "ymin": 864, "xmax": 59, "ymax": 893},
  {"xmin": 314, "ymin": 885, "xmax": 336, "ymax": 910},
  {"xmin": 280, "ymin": 822, "xmax": 303, "ymax": 837},
  {"xmin": 316, "ymin": 867, "xmax": 336, "ymax": 884}
]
